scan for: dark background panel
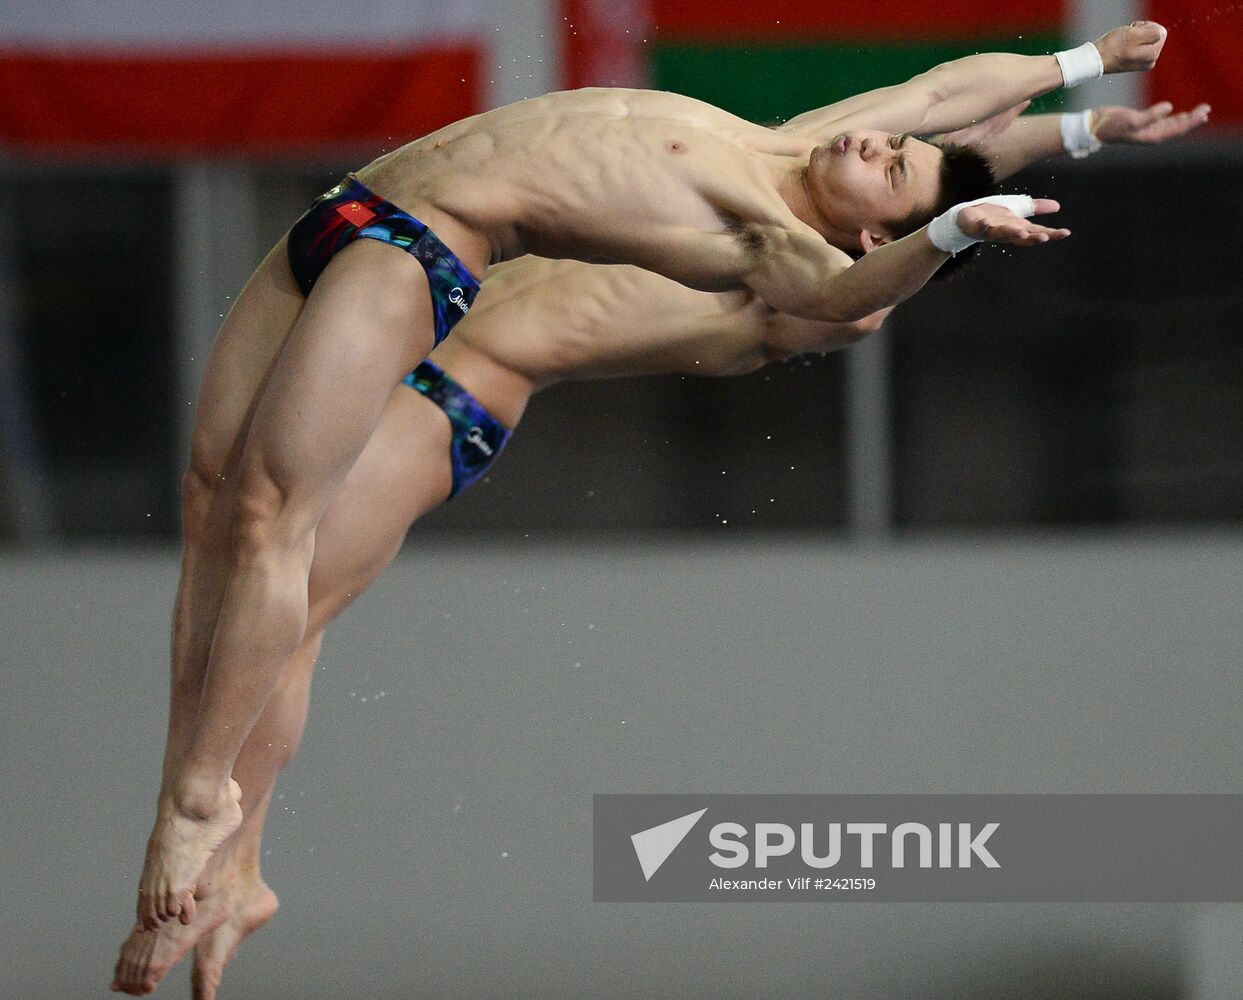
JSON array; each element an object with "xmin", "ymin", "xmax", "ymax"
[
  {"xmin": 11, "ymin": 171, "xmax": 176, "ymax": 538},
  {"xmin": 890, "ymin": 162, "xmax": 1243, "ymax": 528},
  {"xmin": 417, "ymin": 359, "xmax": 847, "ymax": 534}
]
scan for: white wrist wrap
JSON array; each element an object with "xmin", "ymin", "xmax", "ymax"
[
  {"xmin": 1054, "ymin": 41, "xmax": 1104, "ymax": 88},
  {"xmin": 1061, "ymin": 109, "xmax": 1102, "ymax": 159},
  {"xmin": 927, "ymin": 195, "xmax": 1038, "ymax": 254}
]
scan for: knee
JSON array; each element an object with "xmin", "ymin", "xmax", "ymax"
[
  {"xmin": 228, "ymin": 466, "xmax": 316, "ymax": 569},
  {"xmin": 230, "ymin": 471, "xmax": 289, "ymax": 566}
]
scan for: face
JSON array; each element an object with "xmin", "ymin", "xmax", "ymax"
[{"xmin": 808, "ymin": 130, "xmax": 943, "ymax": 248}]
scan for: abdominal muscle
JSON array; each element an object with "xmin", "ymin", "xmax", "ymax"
[{"xmin": 425, "ymin": 258, "xmax": 779, "ymax": 430}]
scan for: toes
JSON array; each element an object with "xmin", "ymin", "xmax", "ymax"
[
  {"xmin": 178, "ymin": 890, "xmax": 198, "ymax": 925},
  {"xmin": 111, "ymin": 970, "xmax": 145, "ymax": 997},
  {"xmin": 142, "ymin": 886, "xmax": 171, "ymax": 929},
  {"xmin": 112, "ymin": 954, "xmax": 131, "ymax": 991},
  {"xmin": 112, "ymin": 959, "xmax": 139, "ymax": 995}
]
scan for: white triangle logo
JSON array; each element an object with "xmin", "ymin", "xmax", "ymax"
[{"xmin": 630, "ymin": 808, "xmax": 708, "ymax": 881}]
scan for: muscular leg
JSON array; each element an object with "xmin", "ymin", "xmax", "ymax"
[
  {"xmin": 138, "ymin": 238, "xmax": 437, "ymax": 929},
  {"xmin": 132, "ymin": 237, "xmax": 304, "ymax": 940},
  {"xmin": 114, "ymin": 235, "xmax": 307, "ymax": 991},
  {"xmin": 114, "ymin": 386, "xmax": 458, "ymax": 994},
  {"xmin": 192, "ymin": 387, "xmax": 459, "ymax": 997},
  {"xmin": 161, "ymin": 239, "xmax": 305, "ymax": 793},
  {"xmin": 202, "ymin": 381, "xmax": 456, "ymax": 895}
]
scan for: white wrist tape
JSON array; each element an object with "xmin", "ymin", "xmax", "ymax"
[
  {"xmin": 1054, "ymin": 41, "xmax": 1104, "ymax": 88},
  {"xmin": 927, "ymin": 195, "xmax": 1038, "ymax": 254},
  {"xmin": 1061, "ymin": 109, "xmax": 1102, "ymax": 159}
]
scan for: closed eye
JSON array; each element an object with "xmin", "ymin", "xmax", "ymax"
[{"xmin": 888, "ymin": 134, "xmax": 908, "ymax": 186}]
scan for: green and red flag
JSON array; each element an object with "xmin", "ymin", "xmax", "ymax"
[{"xmin": 561, "ymin": 0, "xmax": 1243, "ymax": 126}]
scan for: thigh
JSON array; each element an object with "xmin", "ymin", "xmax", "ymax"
[
  {"xmin": 190, "ymin": 236, "xmax": 305, "ymax": 478},
  {"xmin": 238, "ymin": 238, "xmax": 436, "ymax": 527},
  {"xmin": 307, "ymin": 386, "xmax": 455, "ymax": 630}
]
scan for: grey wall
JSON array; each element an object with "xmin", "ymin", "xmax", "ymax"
[{"xmin": 2, "ymin": 536, "xmax": 1241, "ymax": 998}]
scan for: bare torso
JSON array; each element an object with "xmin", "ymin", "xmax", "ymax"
[
  {"xmin": 356, "ymin": 88, "xmax": 815, "ymax": 286},
  {"xmin": 428, "ymin": 256, "xmax": 865, "ymax": 428}
]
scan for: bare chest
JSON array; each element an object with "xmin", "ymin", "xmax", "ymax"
[{"xmin": 436, "ymin": 118, "xmax": 776, "ymax": 256}]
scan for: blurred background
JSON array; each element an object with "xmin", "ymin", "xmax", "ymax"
[{"xmin": 1, "ymin": 1, "xmax": 1240, "ymax": 998}]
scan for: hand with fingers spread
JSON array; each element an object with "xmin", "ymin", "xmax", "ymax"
[
  {"xmin": 1092, "ymin": 101, "xmax": 1211, "ymax": 145},
  {"xmin": 928, "ymin": 195, "xmax": 1070, "ymax": 255},
  {"xmin": 937, "ymin": 97, "xmax": 1211, "ymax": 179},
  {"xmin": 957, "ymin": 198, "xmax": 1070, "ymax": 246}
]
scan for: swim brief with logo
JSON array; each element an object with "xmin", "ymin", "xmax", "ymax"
[
  {"xmin": 286, "ymin": 174, "xmax": 479, "ymax": 346},
  {"xmin": 403, "ymin": 360, "xmax": 511, "ymax": 497}
]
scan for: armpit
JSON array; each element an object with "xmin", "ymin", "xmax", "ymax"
[{"xmin": 733, "ymin": 222, "xmax": 771, "ymax": 258}]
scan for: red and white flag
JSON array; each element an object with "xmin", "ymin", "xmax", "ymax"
[{"xmin": 0, "ymin": 1, "xmax": 491, "ymax": 154}]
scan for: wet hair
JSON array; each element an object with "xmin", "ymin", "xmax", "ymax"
[{"xmin": 889, "ymin": 142, "xmax": 997, "ymax": 281}]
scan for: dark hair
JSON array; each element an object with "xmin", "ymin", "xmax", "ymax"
[{"xmin": 890, "ymin": 142, "xmax": 997, "ymax": 281}]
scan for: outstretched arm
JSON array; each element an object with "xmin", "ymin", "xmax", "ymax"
[
  {"xmin": 772, "ymin": 97, "xmax": 1210, "ymax": 354},
  {"xmin": 941, "ymin": 101, "xmax": 1211, "ymax": 180},
  {"xmin": 741, "ymin": 198, "xmax": 1070, "ymax": 323},
  {"xmin": 780, "ymin": 22, "xmax": 1168, "ymax": 141}
]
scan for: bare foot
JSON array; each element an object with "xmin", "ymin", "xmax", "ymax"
[
  {"xmin": 110, "ymin": 887, "xmax": 233, "ymax": 996},
  {"xmin": 190, "ymin": 881, "xmax": 280, "ymax": 1000},
  {"xmin": 137, "ymin": 779, "xmax": 243, "ymax": 930}
]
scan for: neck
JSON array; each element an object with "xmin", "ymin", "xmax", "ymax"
[{"xmin": 771, "ymin": 158, "xmax": 859, "ymax": 252}]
